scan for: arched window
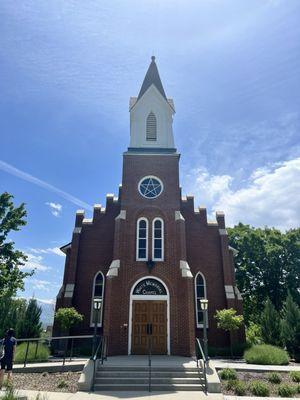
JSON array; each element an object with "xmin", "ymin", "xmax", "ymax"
[
  {"xmin": 136, "ymin": 218, "xmax": 148, "ymax": 261},
  {"xmin": 195, "ymin": 272, "xmax": 207, "ymax": 328},
  {"xmin": 90, "ymin": 271, "xmax": 104, "ymax": 327},
  {"xmin": 146, "ymin": 112, "xmax": 157, "ymax": 141},
  {"xmin": 152, "ymin": 218, "xmax": 164, "ymax": 261}
]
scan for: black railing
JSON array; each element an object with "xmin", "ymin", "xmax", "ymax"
[
  {"xmin": 16, "ymin": 335, "xmax": 94, "ymax": 368},
  {"xmin": 148, "ymin": 336, "xmax": 152, "ymax": 392},
  {"xmin": 91, "ymin": 335, "xmax": 108, "ymax": 392},
  {"xmin": 195, "ymin": 337, "xmax": 208, "ymax": 393}
]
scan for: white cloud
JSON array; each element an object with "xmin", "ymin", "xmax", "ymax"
[
  {"xmin": 21, "ymin": 253, "xmax": 51, "ymax": 272},
  {"xmin": 0, "ymin": 160, "xmax": 92, "ymax": 210},
  {"xmin": 183, "ymin": 157, "xmax": 300, "ymax": 231},
  {"xmin": 36, "ymin": 298, "xmax": 56, "ymax": 305},
  {"xmin": 46, "ymin": 202, "xmax": 62, "ymax": 217},
  {"xmin": 29, "ymin": 247, "xmax": 64, "ymax": 257},
  {"xmin": 31, "ymin": 279, "xmax": 52, "ymax": 291}
]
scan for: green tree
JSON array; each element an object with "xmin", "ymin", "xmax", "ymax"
[
  {"xmin": 0, "ymin": 192, "xmax": 33, "ymax": 298},
  {"xmin": 0, "ymin": 296, "xmax": 26, "ymax": 337},
  {"xmin": 246, "ymin": 322, "xmax": 262, "ymax": 346},
  {"xmin": 55, "ymin": 307, "xmax": 83, "ymax": 332},
  {"xmin": 281, "ymin": 293, "xmax": 300, "ymax": 361},
  {"xmin": 228, "ymin": 224, "xmax": 300, "ymax": 323},
  {"xmin": 18, "ymin": 298, "xmax": 43, "ymax": 338},
  {"xmin": 260, "ymin": 298, "xmax": 282, "ymax": 346},
  {"xmin": 215, "ymin": 308, "xmax": 244, "ymax": 357}
]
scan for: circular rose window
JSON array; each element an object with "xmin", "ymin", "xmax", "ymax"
[{"xmin": 138, "ymin": 176, "xmax": 163, "ymax": 199}]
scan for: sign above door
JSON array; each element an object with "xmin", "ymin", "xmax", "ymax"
[{"xmin": 133, "ymin": 278, "xmax": 167, "ymax": 296}]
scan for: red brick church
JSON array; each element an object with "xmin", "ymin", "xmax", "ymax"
[{"xmin": 54, "ymin": 57, "xmax": 244, "ymax": 356}]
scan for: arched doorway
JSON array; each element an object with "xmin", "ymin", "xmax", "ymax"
[{"xmin": 128, "ymin": 276, "xmax": 170, "ymax": 355}]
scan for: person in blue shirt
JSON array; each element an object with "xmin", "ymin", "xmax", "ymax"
[{"xmin": 0, "ymin": 329, "xmax": 17, "ymax": 388}]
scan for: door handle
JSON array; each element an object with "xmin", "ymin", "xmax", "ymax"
[{"xmin": 146, "ymin": 323, "xmax": 153, "ymax": 335}]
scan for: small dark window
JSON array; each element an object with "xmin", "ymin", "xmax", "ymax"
[
  {"xmin": 137, "ymin": 218, "xmax": 148, "ymax": 260},
  {"xmin": 153, "ymin": 218, "xmax": 163, "ymax": 261},
  {"xmin": 195, "ymin": 273, "xmax": 206, "ymax": 326}
]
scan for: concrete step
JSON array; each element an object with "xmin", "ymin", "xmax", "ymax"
[
  {"xmin": 98, "ymin": 366, "xmax": 199, "ymax": 372},
  {"xmin": 95, "ymin": 377, "xmax": 204, "ymax": 385},
  {"xmin": 97, "ymin": 370, "xmax": 201, "ymax": 377},
  {"xmin": 94, "ymin": 383, "xmax": 204, "ymax": 391}
]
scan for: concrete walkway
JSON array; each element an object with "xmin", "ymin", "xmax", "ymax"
[
  {"xmin": 1, "ymin": 389, "xmax": 298, "ymax": 400},
  {"xmin": 0, "ymin": 389, "xmax": 224, "ymax": 400},
  {"xmin": 211, "ymin": 359, "xmax": 300, "ymax": 372}
]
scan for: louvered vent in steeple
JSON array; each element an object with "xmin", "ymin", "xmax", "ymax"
[{"xmin": 146, "ymin": 112, "xmax": 157, "ymax": 141}]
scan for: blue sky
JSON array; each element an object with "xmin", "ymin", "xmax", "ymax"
[{"xmin": 0, "ymin": 0, "xmax": 300, "ymax": 305}]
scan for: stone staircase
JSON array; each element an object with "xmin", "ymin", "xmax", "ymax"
[{"xmin": 94, "ymin": 365, "xmax": 205, "ymax": 391}]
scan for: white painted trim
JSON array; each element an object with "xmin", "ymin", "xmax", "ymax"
[
  {"xmin": 106, "ymin": 259, "xmax": 120, "ymax": 277},
  {"xmin": 180, "ymin": 260, "xmax": 193, "ymax": 278},
  {"xmin": 128, "ymin": 276, "xmax": 170, "ymax": 355},
  {"xmin": 115, "ymin": 210, "xmax": 126, "ymax": 220},
  {"xmin": 175, "ymin": 211, "xmax": 185, "ymax": 221},
  {"xmin": 90, "ymin": 271, "xmax": 105, "ymax": 328},
  {"xmin": 136, "ymin": 217, "xmax": 149, "ymax": 261},
  {"xmin": 152, "ymin": 217, "xmax": 164, "ymax": 261},
  {"xmin": 138, "ymin": 175, "xmax": 164, "ymax": 199},
  {"xmin": 194, "ymin": 271, "xmax": 208, "ymax": 328}
]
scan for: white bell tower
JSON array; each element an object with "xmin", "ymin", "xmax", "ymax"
[{"xmin": 128, "ymin": 57, "xmax": 176, "ymax": 153}]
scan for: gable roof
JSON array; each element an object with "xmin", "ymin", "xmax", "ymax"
[{"xmin": 137, "ymin": 56, "xmax": 167, "ymax": 101}]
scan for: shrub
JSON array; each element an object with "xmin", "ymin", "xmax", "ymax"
[
  {"xmin": 225, "ymin": 379, "xmax": 237, "ymax": 391},
  {"xmin": 0, "ymin": 386, "xmax": 19, "ymax": 400},
  {"xmin": 57, "ymin": 379, "xmax": 68, "ymax": 389},
  {"xmin": 219, "ymin": 368, "xmax": 237, "ymax": 380},
  {"xmin": 244, "ymin": 344, "xmax": 289, "ymax": 365},
  {"xmin": 297, "ymin": 384, "xmax": 300, "ymax": 394},
  {"xmin": 246, "ymin": 322, "xmax": 262, "ymax": 346},
  {"xmin": 277, "ymin": 383, "xmax": 296, "ymax": 397},
  {"xmin": 290, "ymin": 371, "xmax": 300, "ymax": 383},
  {"xmin": 208, "ymin": 343, "xmax": 249, "ymax": 357},
  {"xmin": 234, "ymin": 380, "xmax": 247, "ymax": 396},
  {"xmin": 14, "ymin": 342, "xmax": 50, "ymax": 363},
  {"xmin": 249, "ymin": 381, "xmax": 270, "ymax": 397},
  {"xmin": 267, "ymin": 372, "xmax": 282, "ymax": 384},
  {"xmin": 55, "ymin": 307, "xmax": 83, "ymax": 331},
  {"xmin": 214, "ymin": 308, "xmax": 244, "ymax": 357}
]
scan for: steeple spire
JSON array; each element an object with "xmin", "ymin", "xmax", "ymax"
[{"xmin": 137, "ymin": 56, "xmax": 167, "ymax": 101}]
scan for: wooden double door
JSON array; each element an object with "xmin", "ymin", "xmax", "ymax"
[{"xmin": 131, "ymin": 300, "xmax": 167, "ymax": 354}]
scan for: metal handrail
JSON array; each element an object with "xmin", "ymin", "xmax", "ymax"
[
  {"xmin": 17, "ymin": 335, "xmax": 94, "ymax": 342},
  {"xmin": 195, "ymin": 337, "xmax": 208, "ymax": 393},
  {"xmin": 91, "ymin": 335, "xmax": 108, "ymax": 392},
  {"xmin": 148, "ymin": 336, "xmax": 152, "ymax": 392},
  {"xmin": 15, "ymin": 335, "xmax": 94, "ymax": 368}
]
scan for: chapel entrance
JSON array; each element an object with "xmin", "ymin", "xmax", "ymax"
[{"xmin": 131, "ymin": 300, "xmax": 167, "ymax": 355}]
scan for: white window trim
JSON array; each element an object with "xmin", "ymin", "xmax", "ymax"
[
  {"xmin": 136, "ymin": 217, "xmax": 149, "ymax": 261},
  {"xmin": 152, "ymin": 217, "xmax": 164, "ymax": 261},
  {"xmin": 128, "ymin": 276, "xmax": 170, "ymax": 355},
  {"xmin": 90, "ymin": 271, "xmax": 105, "ymax": 327},
  {"xmin": 138, "ymin": 175, "xmax": 164, "ymax": 199},
  {"xmin": 194, "ymin": 271, "xmax": 207, "ymax": 329}
]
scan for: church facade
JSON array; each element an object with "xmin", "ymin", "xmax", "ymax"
[{"xmin": 54, "ymin": 57, "xmax": 244, "ymax": 356}]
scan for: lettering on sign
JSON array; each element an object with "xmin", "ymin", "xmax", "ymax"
[{"xmin": 133, "ymin": 279, "xmax": 167, "ymax": 296}]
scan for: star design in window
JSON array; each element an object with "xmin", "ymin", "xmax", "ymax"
[{"xmin": 139, "ymin": 177, "xmax": 163, "ymax": 198}]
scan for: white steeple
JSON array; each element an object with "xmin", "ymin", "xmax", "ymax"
[{"xmin": 128, "ymin": 57, "xmax": 176, "ymax": 153}]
